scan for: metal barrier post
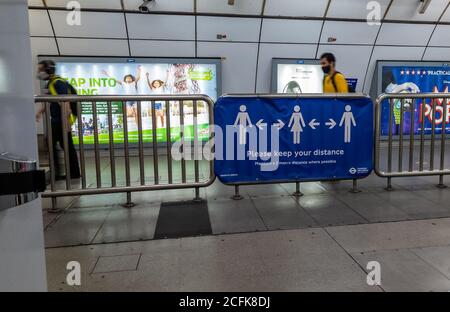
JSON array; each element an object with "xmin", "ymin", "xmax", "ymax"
[
  {"xmin": 350, "ymin": 179, "xmax": 361, "ymax": 193},
  {"xmin": 122, "ymin": 101, "xmax": 135, "ymax": 208},
  {"xmin": 292, "ymin": 182, "xmax": 303, "ymax": 197},
  {"xmin": 44, "ymin": 102, "xmax": 58, "ymax": 212},
  {"xmin": 232, "ymin": 185, "xmax": 243, "ymax": 200}
]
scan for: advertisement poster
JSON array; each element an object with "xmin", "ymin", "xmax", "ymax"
[
  {"xmin": 214, "ymin": 96, "xmax": 373, "ymax": 184},
  {"xmin": 276, "ymin": 64, "xmax": 324, "ymax": 94},
  {"xmin": 54, "ymin": 60, "xmax": 219, "ymax": 144},
  {"xmin": 380, "ymin": 65, "xmax": 450, "ymax": 136}
]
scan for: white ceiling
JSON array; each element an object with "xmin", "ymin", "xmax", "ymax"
[{"xmin": 27, "ymin": 0, "xmax": 450, "ymax": 94}]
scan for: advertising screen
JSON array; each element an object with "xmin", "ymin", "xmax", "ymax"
[
  {"xmin": 377, "ymin": 61, "xmax": 450, "ymax": 136},
  {"xmin": 40, "ymin": 57, "xmax": 221, "ymax": 144},
  {"xmin": 272, "ymin": 59, "xmax": 323, "ymax": 94}
]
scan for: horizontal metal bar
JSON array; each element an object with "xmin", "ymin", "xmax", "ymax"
[
  {"xmin": 41, "ymin": 179, "xmax": 215, "ymax": 198},
  {"xmin": 375, "ymin": 169, "xmax": 450, "ymax": 178},
  {"xmin": 35, "ymin": 94, "xmax": 214, "ymax": 103},
  {"xmin": 222, "ymin": 93, "xmax": 371, "ymax": 99},
  {"xmin": 377, "ymin": 93, "xmax": 450, "ymax": 102}
]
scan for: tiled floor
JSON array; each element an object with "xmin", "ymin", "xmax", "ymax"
[
  {"xmin": 42, "ymin": 148, "xmax": 450, "ymax": 291},
  {"xmin": 46, "ymin": 217, "xmax": 450, "ymax": 292}
]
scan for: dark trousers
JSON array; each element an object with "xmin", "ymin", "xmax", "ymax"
[{"xmin": 51, "ymin": 122, "xmax": 81, "ymax": 178}]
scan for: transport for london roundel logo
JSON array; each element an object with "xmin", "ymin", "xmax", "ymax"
[{"xmin": 349, "ymin": 168, "xmax": 357, "ymax": 175}]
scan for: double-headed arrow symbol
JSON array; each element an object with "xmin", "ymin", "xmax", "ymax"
[
  {"xmin": 309, "ymin": 119, "xmax": 320, "ymax": 130},
  {"xmin": 256, "ymin": 119, "xmax": 285, "ymax": 130},
  {"xmin": 325, "ymin": 118, "xmax": 336, "ymax": 129}
]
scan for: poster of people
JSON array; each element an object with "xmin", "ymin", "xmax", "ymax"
[
  {"xmin": 380, "ymin": 64, "xmax": 450, "ymax": 136},
  {"xmin": 276, "ymin": 63, "xmax": 324, "ymax": 94},
  {"xmin": 54, "ymin": 59, "xmax": 219, "ymax": 144}
]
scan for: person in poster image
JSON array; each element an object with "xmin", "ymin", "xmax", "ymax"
[
  {"xmin": 102, "ymin": 65, "xmax": 142, "ymax": 124},
  {"xmin": 288, "ymin": 105, "xmax": 306, "ymax": 144},
  {"xmin": 233, "ymin": 105, "xmax": 253, "ymax": 145},
  {"xmin": 383, "ymin": 70, "xmax": 420, "ymax": 134},
  {"xmin": 339, "ymin": 105, "xmax": 356, "ymax": 143},
  {"xmin": 146, "ymin": 73, "xmax": 167, "ymax": 128}
]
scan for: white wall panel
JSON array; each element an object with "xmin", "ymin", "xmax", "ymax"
[
  {"xmin": 320, "ymin": 21, "xmax": 380, "ymax": 45},
  {"xmin": 441, "ymin": 5, "xmax": 450, "ymax": 22},
  {"xmin": 428, "ymin": 25, "xmax": 450, "ymax": 47},
  {"xmin": 317, "ymin": 44, "xmax": 372, "ymax": 92},
  {"xmin": 197, "ymin": 16, "xmax": 261, "ymax": 42},
  {"xmin": 365, "ymin": 46, "xmax": 426, "ymax": 93},
  {"xmin": 376, "ymin": 23, "xmax": 435, "ymax": 46},
  {"xmin": 327, "ymin": 0, "xmax": 391, "ymax": 19},
  {"xmin": 30, "ymin": 37, "xmax": 58, "ymax": 95},
  {"xmin": 49, "ymin": 11, "xmax": 127, "ymax": 38},
  {"xmin": 197, "ymin": 0, "xmax": 263, "ymax": 15},
  {"xmin": 28, "ymin": 0, "xmax": 43, "ymax": 6},
  {"xmin": 130, "ymin": 40, "xmax": 195, "ymax": 57},
  {"xmin": 57, "ymin": 38, "xmax": 129, "ymax": 56},
  {"xmin": 29, "ymin": 10, "xmax": 53, "ymax": 36},
  {"xmin": 124, "ymin": 0, "xmax": 194, "ymax": 12},
  {"xmin": 386, "ymin": 0, "xmax": 449, "ymax": 22},
  {"xmin": 197, "ymin": 42, "xmax": 258, "ymax": 94},
  {"xmin": 126, "ymin": 14, "xmax": 195, "ymax": 40},
  {"xmin": 46, "ymin": 0, "xmax": 122, "ymax": 9},
  {"xmin": 261, "ymin": 19, "xmax": 322, "ymax": 43},
  {"xmin": 264, "ymin": 0, "xmax": 329, "ymax": 17},
  {"xmin": 422, "ymin": 47, "xmax": 450, "ymax": 61},
  {"xmin": 256, "ymin": 43, "xmax": 317, "ymax": 92}
]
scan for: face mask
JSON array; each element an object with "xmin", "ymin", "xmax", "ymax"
[
  {"xmin": 322, "ymin": 65, "xmax": 331, "ymax": 74},
  {"xmin": 37, "ymin": 71, "xmax": 50, "ymax": 81}
]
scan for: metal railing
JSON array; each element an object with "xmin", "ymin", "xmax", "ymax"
[
  {"xmin": 35, "ymin": 95, "xmax": 215, "ymax": 210},
  {"xmin": 375, "ymin": 93, "xmax": 450, "ymax": 190}
]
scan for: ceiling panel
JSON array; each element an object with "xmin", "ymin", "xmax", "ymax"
[
  {"xmin": 130, "ymin": 40, "xmax": 195, "ymax": 57},
  {"xmin": 126, "ymin": 13, "xmax": 195, "ymax": 40},
  {"xmin": 385, "ymin": 0, "xmax": 449, "ymax": 22},
  {"xmin": 260, "ymin": 19, "xmax": 322, "ymax": 43},
  {"xmin": 441, "ymin": 4, "xmax": 450, "ymax": 21},
  {"xmin": 57, "ymin": 38, "xmax": 129, "ymax": 55},
  {"xmin": 317, "ymin": 44, "xmax": 372, "ymax": 92},
  {"xmin": 256, "ymin": 43, "xmax": 317, "ymax": 92},
  {"xmin": 365, "ymin": 46, "xmax": 426, "ymax": 93},
  {"xmin": 197, "ymin": 0, "xmax": 263, "ymax": 15},
  {"xmin": 264, "ymin": 0, "xmax": 329, "ymax": 17},
  {"xmin": 428, "ymin": 25, "xmax": 450, "ymax": 47},
  {"xmin": 28, "ymin": 0, "xmax": 43, "ymax": 6},
  {"xmin": 124, "ymin": 0, "xmax": 194, "ymax": 12},
  {"xmin": 197, "ymin": 16, "xmax": 261, "ymax": 42},
  {"xmin": 49, "ymin": 11, "xmax": 127, "ymax": 38},
  {"xmin": 422, "ymin": 47, "xmax": 450, "ymax": 61},
  {"xmin": 197, "ymin": 42, "xmax": 258, "ymax": 94},
  {"xmin": 327, "ymin": 0, "xmax": 391, "ymax": 19},
  {"xmin": 28, "ymin": 9, "xmax": 53, "ymax": 36},
  {"xmin": 376, "ymin": 23, "xmax": 435, "ymax": 46},
  {"xmin": 320, "ymin": 21, "xmax": 380, "ymax": 45},
  {"xmin": 45, "ymin": 0, "xmax": 122, "ymax": 9}
]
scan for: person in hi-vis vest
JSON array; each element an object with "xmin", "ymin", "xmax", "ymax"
[{"xmin": 35, "ymin": 60, "xmax": 81, "ymax": 180}]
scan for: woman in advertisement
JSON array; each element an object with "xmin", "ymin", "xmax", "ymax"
[
  {"xmin": 102, "ymin": 65, "xmax": 142, "ymax": 127},
  {"xmin": 146, "ymin": 73, "xmax": 166, "ymax": 128}
]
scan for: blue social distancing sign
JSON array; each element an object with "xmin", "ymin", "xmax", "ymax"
[{"xmin": 214, "ymin": 96, "xmax": 374, "ymax": 184}]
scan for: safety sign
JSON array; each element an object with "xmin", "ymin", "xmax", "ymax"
[{"xmin": 214, "ymin": 96, "xmax": 374, "ymax": 184}]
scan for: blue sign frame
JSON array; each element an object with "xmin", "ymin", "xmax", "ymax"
[{"xmin": 214, "ymin": 95, "xmax": 374, "ymax": 185}]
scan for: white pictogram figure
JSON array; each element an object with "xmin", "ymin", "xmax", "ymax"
[
  {"xmin": 339, "ymin": 105, "xmax": 356, "ymax": 143},
  {"xmin": 288, "ymin": 105, "xmax": 306, "ymax": 144},
  {"xmin": 233, "ymin": 105, "xmax": 253, "ymax": 145}
]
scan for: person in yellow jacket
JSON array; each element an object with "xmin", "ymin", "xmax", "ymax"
[
  {"xmin": 320, "ymin": 53, "xmax": 349, "ymax": 93},
  {"xmin": 35, "ymin": 60, "xmax": 81, "ymax": 180}
]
